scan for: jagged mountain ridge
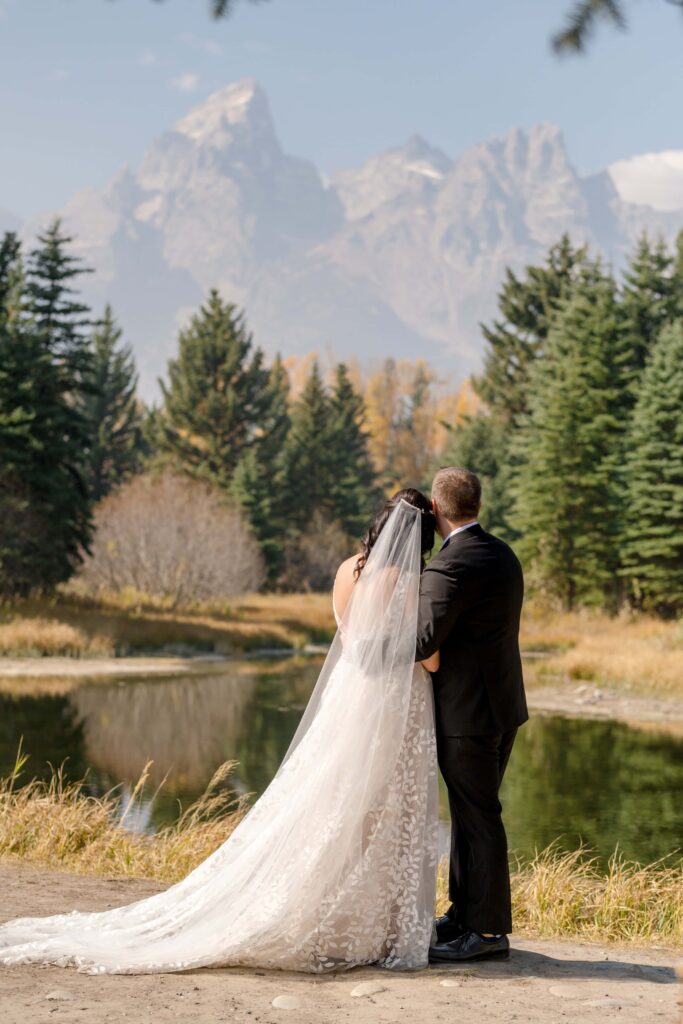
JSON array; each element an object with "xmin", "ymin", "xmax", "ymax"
[{"xmin": 16, "ymin": 79, "xmax": 683, "ymax": 396}]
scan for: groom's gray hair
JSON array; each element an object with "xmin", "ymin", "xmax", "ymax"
[{"xmin": 432, "ymin": 467, "xmax": 481, "ymax": 521}]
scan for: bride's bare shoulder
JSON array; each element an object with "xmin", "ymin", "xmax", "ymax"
[
  {"xmin": 332, "ymin": 554, "xmax": 360, "ymax": 618},
  {"xmin": 335, "ymin": 554, "xmax": 358, "ymax": 579}
]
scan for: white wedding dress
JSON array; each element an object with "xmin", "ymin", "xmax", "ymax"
[{"xmin": 0, "ymin": 500, "xmax": 439, "ymax": 975}]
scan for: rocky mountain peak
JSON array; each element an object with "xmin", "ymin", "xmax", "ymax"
[
  {"xmin": 174, "ymin": 78, "xmax": 275, "ymax": 145},
  {"xmin": 332, "ymin": 134, "xmax": 452, "ymax": 220}
]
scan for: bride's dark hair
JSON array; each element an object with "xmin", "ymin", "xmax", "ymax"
[{"xmin": 354, "ymin": 488, "xmax": 435, "ymax": 578}]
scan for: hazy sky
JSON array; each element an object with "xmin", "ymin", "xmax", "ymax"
[{"xmin": 2, "ymin": 0, "xmax": 683, "ymax": 218}]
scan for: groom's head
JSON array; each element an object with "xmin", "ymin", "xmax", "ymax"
[{"xmin": 431, "ymin": 467, "xmax": 481, "ymax": 539}]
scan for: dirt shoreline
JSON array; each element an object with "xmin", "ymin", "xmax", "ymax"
[
  {"xmin": 1, "ymin": 654, "xmax": 682, "ymax": 734},
  {"xmin": 0, "ymin": 865, "xmax": 679, "ymax": 1024}
]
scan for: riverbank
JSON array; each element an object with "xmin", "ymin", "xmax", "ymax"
[
  {"xmin": 0, "ymin": 592, "xmax": 336, "ymax": 659},
  {"xmin": 1, "ymin": 606, "xmax": 683, "ymax": 737},
  {"xmin": 1, "ymin": 596, "xmax": 682, "ymax": 735},
  {"xmin": 2, "ymin": 594, "xmax": 681, "ymax": 697},
  {"xmin": 0, "ymin": 865, "xmax": 679, "ymax": 1024}
]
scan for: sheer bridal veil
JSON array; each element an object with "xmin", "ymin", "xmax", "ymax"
[{"xmin": 0, "ymin": 499, "xmax": 438, "ymax": 974}]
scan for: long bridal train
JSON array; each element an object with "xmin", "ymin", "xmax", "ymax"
[{"xmin": 0, "ymin": 500, "xmax": 439, "ymax": 975}]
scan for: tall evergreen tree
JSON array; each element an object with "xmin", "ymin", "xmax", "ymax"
[
  {"xmin": 26, "ymin": 218, "xmax": 93, "ymax": 375},
  {"xmin": 282, "ymin": 362, "xmax": 334, "ymax": 535},
  {"xmin": 327, "ymin": 364, "xmax": 378, "ymax": 538},
  {"xmin": 231, "ymin": 355, "xmax": 291, "ymax": 584},
  {"xmin": 512, "ymin": 264, "xmax": 624, "ymax": 610},
  {"xmin": 0, "ymin": 233, "xmax": 21, "ymax": 319},
  {"xmin": 621, "ymin": 321, "xmax": 683, "ymax": 616},
  {"xmin": 620, "ymin": 235, "xmax": 676, "ymax": 401},
  {"xmin": 0, "ymin": 234, "xmax": 32, "ymax": 591},
  {"xmin": 159, "ymin": 290, "xmax": 272, "ymax": 486},
  {"xmin": 671, "ymin": 229, "xmax": 683, "ymax": 317},
  {"xmin": 475, "ymin": 235, "xmax": 587, "ymax": 423},
  {"xmin": 0, "ymin": 232, "xmax": 92, "ymax": 594},
  {"xmin": 81, "ymin": 305, "xmax": 143, "ymax": 502}
]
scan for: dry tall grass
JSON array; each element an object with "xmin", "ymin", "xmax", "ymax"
[
  {"xmin": 0, "ymin": 591, "xmax": 335, "ymax": 660},
  {"xmin": 0, "ymin": 751, "xmax": 245, "ymax": 884},
  {"xmin": 439, "ymin": 844, "xmax": 683, "ymax": 946},
  {"xmin": 521, "ymin": 603, "xmax": 683, "ymax": 698},
  {"xmin": 1, "ymin": 757, "xmax": 681, "ymax": 947},
  {"xmin": 0, "ymin": 617, "xmax": 114, "ymax": 658}
]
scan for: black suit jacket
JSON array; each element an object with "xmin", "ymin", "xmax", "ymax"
[{"xmin": 415, "ymin": 524, "xmax": 528, "ymax": 737}]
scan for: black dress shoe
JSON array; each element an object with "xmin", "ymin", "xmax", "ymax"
[
  {"xmin": 429, "ymin": 929, "xmax": 510, "ymax": 963},
  {"xmin": 434, "ymin": 912, "xmax": 467, "ymax": 944}
]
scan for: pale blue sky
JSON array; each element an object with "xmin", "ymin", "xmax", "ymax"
[{"xmin": 1, "ymin": 0, "xmax": 682, "ymax": 218}]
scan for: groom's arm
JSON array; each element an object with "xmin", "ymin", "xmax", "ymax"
[{"xmin": 415, "ymin": 559, "xmax": 466, "ymax": 661}]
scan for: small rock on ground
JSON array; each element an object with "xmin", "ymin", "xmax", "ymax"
[
  {"xmin": 271, "ymin": 995, "xmax": 303, "ymax": 1010},
  {"xmin": 350, "ymin": 981, "xmax": 386, "ymax": 998}
]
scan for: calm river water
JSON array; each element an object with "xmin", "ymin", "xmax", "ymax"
[{"xmin": 2, "ymin": 656, "xmax": 682, "ymax": 867}]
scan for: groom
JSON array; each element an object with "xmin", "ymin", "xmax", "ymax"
[{"xmin": 415, "ymin": 467, "xmax": 528, "ymax": 963}]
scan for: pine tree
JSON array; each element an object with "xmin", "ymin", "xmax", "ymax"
[
  {"xmin": 0, "ymin": 223, "xmax": 95, "ymax": 593},
  {"xmin": 231, "ymin": 355, "xmax": 291, "ymax": 584},
  {"xmin": 159, "ymin": 290, "xmax": 272, "ymax": 486},
  {"xmin": 0, "ymin": 234, "xmax": 92, "ymax": 594},
  {"xmin": 512, "ymin": 264, "xmax": 624, "ymax": 610},
  {"xmin": 81, "ymin": 305, "xmax": 143, "ymax": 502},
  {"xmin": 671, "ymin": 229, "xmax": 683, "ymax": 317},
  {"xmin": 0, "ymin": 233, "xmax": 21, "ymax": 319},
  {"xmin": 282, "ymin": 362, "xmax": 334, "ymax": 535},
  {"xmin": 0, "ymin": 234, "xmax": 32, "ymax": 591},
  {"xmin": 327, "ymin": 363, "xmax": 379, "ymax": 538},
  {"xmin": 620, "ymin": 235, "xmax": 676, "ymax": 401},
  {"xmin": 621, "ymin": 321, "xmax": 683, "ymax": 616},
  {"xmin": 26, "ymin": 218, "xmax": 93, "ymax": 379},
  {"xmin": 475, "ymin": 235, "xmax": 587, "ymax": 423}
]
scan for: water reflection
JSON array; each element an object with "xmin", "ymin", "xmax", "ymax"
[
  {"xmin": 503, "ymin": 715, "xmax": 683, "ymax": 864},
  {"xmin": 0, "ymin": 659, "xmax": 681, "ymax": 865}
]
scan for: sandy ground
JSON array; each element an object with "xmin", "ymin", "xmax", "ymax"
[
  {"xmin": 0, "ymin": 866, "xmax": 680, "ymax": 1024},
  {"xmin": 527, "ymin": 682, "xmax": 683, "ymax": 735},
  {"xmin": 0, "ymin": 655, "xmax": 228, "ymax": 678}
]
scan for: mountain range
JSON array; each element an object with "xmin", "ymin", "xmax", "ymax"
[{"xmin": 11, "ymin": 78, "xmax": 683, "ymax": 397}]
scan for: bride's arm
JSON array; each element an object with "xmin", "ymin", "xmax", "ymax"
[{"xmin": 421, "ymin": 650, "xmax": 440, "ymax": 673}]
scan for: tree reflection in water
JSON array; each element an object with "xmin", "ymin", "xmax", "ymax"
[{"xmin": 501, "ymin": 714, "xmax": 683, "ymax": 866}]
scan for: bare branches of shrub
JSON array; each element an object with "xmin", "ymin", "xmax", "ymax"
[
  {"xmin": 79, "ymin": 472, "xmax": 264, "ymax": 606},
  {"xmin": 279, "ymin": 511, "xmax": 351, "ymax": 593}
]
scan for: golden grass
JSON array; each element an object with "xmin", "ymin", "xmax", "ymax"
[
  {"xmin": 0, "ymin": 751, "xmax": 245, "ymax": 885},
  {"xmin": 0, "ymin": 591, "xmax": 335, "ymax": 660},
  {"xmin": 1, "ymin": 756, "xmax": 681, "ymax": 948},
  {"xmin": 0, "ymin": 617, "xmax": 114, "ymax": 658},
  {"xmin": 438, "ymin": 844, "xmax": 683, "ymax": 947},
  {"xmin": 521, "ymin": 603, "xmax": 683, "ymax": 698}
]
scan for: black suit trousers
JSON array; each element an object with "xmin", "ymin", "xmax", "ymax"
[{"xmin": 437, "ymin": 728, "xmax": 517, "ymax": 935}]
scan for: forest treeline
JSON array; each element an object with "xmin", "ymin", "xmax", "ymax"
[{"xmin": 0, "ymin": 221, "xmax": 681, "ymax": 613}]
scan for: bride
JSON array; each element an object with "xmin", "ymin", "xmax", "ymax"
[{"xmin": 0, "ymin": 489, "xmax": 440, "ymax": 975}]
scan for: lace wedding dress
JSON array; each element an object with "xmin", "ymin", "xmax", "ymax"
[{"xmin": 0, "ymin": 500, "xmax": 439, "ymax": 975}]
